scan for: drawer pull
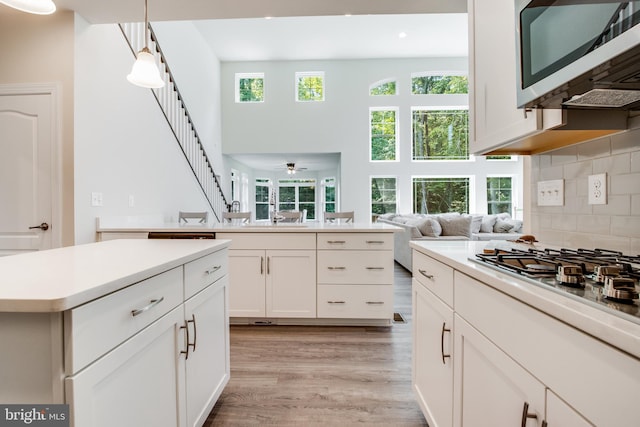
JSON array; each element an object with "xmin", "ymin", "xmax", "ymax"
[
  {"xmin": 327, "ymin": 240, "xmax": 346, "ymax": 244},
  {"xmin": 419, "ymin": 269, "xmax": 434, "ymax": 280},
  {"xmin": 180, "ymin": 318, "xmax": 191, "ymax": 360},
  {"xmin": 131, "ymin": 297, "xmax": 164, "ymax": 317},
  {"xmin": 260, "ymin": 256, "xmax": 264, "ymax": 275},
  {"xmin": 366, "ymin": 301, "xmax": 384, "ymax": 305},
  {"xmin": 328, "ymin": 301, "xmax": 346, "ymax": 304},
  {"xmin": 366, "ymin": 267, "xmax": 384, "ymax": 270},
  {"xmin": 520, "ymin": 402, "xmax": 538, "ymax": 427},
  {"xmin": 205, "ymin": 265, "xmax": 221, "ymax": 275},
  {"xmin": 188, "ymin": 314, "xmax": 197, "ymax": 352},
  {"xmin": 366, "ymin": 240, "xmax": 385, "ymax": 244},
  {"xmin": 441, "ymin": 322, "xmax": 451, "ymax": 364},
  {"xmin": 328, "ymin": 266, "xmax": 346, "ymax": 270}
]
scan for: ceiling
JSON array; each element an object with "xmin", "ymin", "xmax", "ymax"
[{"xmin": 48, "ymin": 0, "xmax": 468, "ymax": 171}]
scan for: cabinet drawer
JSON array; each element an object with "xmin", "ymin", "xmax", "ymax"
[
  {"xmin": 317, "ymin": 233, "xmax": 393, "ymax": 250},
  {"xmin": 317, "ymin": 284, "xmax": 393, "ymax": 319},
  {"xmin": 216, "ymin": 232, "xmax": 315, "ymax": 250},
  {"xmin": 64, "ymin": 267, "xmax": 183, "ymax": 374},
  {"xmin": 184, "ymin": 249, "xmax": 228, "ymax": 299},
  {"xmin": 317, "ymin": 251, "xmax": 393, "ymax": 284},
  {"xmin": 412, "ymin": 251, "xmax": 453, "ymax": 307}
]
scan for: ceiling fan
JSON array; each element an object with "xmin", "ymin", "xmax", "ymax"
[{"xmin": 283, "ymin": 162, "xmax": 307, "ymax": 174}]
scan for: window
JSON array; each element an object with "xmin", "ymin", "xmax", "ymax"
[
  {"xmin": 296, "ymin": 72, "xmax": 324, "ymax": 102},
  {"xmin": 486, "ymin": 155, "xmax": 513, "ymax": 160},
  {"xmin": 370, "ymin": 108, "xmax": 398, "ymax": 161},
  {"xmin": 255, "ymin": 178, "xmax": 271, "ymax": 220},
  {"xmin": 235, "ymin": 73, "xmax": 264, "ymax": 103},
  {"xmin": 411, "ymin": 74, "xmax": 468, "ymax": 94},
  {"xmin": 230, "ymin": 169, "xmax": 239, "ymax": 202},
  {"xmin": 413, "ymin": 177, "xmax": 470, "ymax": 214},
  {"xmin": 370, "ymin": 79, "xmax": 397, "ymax": 96},
  {"xmin": 371, "ymin": 177, "xmax": 397, "ymax": 219},
  {"xmin": 487, "ymin": 177, "xmax": 513, "ymax": 214},
  {"xmin": 278, "ymin": 179, "xmax": 317, "ymax": 220},
  {"xmin": 412, "ymin": 108, "xmax": 469, "ymax": 160},
  {"xmin": 323, "ymin": 177, "xmax": 336, "ymax": 214}
]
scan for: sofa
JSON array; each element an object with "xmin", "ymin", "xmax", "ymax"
[{"xmin": 377, "ymin": 212, "xmax": 523, "ymax": 272}]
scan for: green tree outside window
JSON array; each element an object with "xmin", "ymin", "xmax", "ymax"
[
  {"xmin": 371, "ymin": 177, "xmax": 397, "ymax": 216},
  {"xmin": 413, "ymin": 177, "xmax": 469, "ymax": 214},
  {"xmin": 297, "ymin": 73, "xmax": 324, "ymax": 101},
  {"xmin": 413, "ymin": 109, "xmax": 469, "ymax": 160},
  {"xmin": 371, "ymin": 109, "xmax": 397, "ymax": 161},
  {"xmin": 487, "ymin": 177, "xmax": 513, "ymax": 214},
  {"xmin": 412, "ymin": 75, "xmax": 468, "ymax": 94},
  {"xmin": 370, "ymin": 80, "xmax": 397, "ymax": 96}
]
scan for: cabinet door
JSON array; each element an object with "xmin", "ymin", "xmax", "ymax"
[
  {"xmin": 413, "ymin": 279, "xmax": 454, "ymax": 427},
  {"xmin": 546, "ymin": 390, "xmax": 592, "ymax": 427},
  {"xmin": 266, "ymin": 250, "xmax": 316, "ymax": 318},
  {"xmin": 65, "ymin": 307, "xmax": 185, "ymax": 427},
  {"xmin": 453, "ymin": 314, "xmax": 545, "ymax": 427},
  {"xmin": 469, "ymin": 0, "xmax": 557, "ymax": 154},
  {"xmin": 227, "ymin": 250, "xmax": 266, "ymax": 317},
  {"xmin": 184, "ymin": 278, "xmax": 230, "ymax": 427}
]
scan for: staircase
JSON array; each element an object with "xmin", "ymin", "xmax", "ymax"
[{"xmin": 119, "ymin": 22, "xmax": 229, "ymax": 222}]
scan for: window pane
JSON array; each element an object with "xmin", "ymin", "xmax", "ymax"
[
  {"xmin": 371, "ymin": 177, "xmax": 397, "ymax": 217},
  {"xmin": 370, "ymin": 80, "xmax": 397, "ymax": 96},
  {"xmin": 371, "ymin": 109, "xmax": 397, "ymax": 161},
  {"xmin": 486, "ymin": 155, "xmax": 512, "ymax": 160},
  {"xmin": 412, "ymin": 75, "xmax": 468, "ymax": 94},
  {"xmin": 412, "ymin": 177, "xmax": 469, "ymax": 214},
  {"xmin": 487, "ymin": 177, "xmax": 513, "ymax": 214},
  {"xmin": 239, "ymin": 78, "xmax": 264, "ymax": 102},
  {"xmin": 413, "ymin": 109, "xmax": 469, "ymax": 160},
  {"xmin": 297, "ymin": 73, "xmax": 324, "ymax": 101},
  {"xmin": 255, "ymin": 179, "xmax": 271, "ymax": 220}
]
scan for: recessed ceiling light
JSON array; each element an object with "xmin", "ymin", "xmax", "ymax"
[{"xmin": 398, "ymin": 32, "xmax": 408, "ymax": 39}]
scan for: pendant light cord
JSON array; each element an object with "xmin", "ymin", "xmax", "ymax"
[{"xmin": 144, "ymin": 0, "xmax": 150, "ymax": 51}]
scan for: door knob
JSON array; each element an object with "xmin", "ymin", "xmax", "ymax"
[{"xmin": 29, "ymin": 223, "xmax": 49, "ymax": 231}]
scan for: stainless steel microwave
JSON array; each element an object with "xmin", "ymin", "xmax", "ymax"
[{"xmin": 515, "ymin": 0, "xmax": 640, "ymax": 110}]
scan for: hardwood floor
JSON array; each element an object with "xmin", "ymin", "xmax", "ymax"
[{"xmin": 205, "ymin": 263, "xmax": 427, "ymax": 426}]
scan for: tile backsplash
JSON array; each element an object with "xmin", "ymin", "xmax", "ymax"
[{"xmin": 530, "ymin": 127, "xmax": 640, "ymax": 253}]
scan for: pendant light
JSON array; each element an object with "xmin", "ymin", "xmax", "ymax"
[
  {"xmin": 0, "ymin": 0, "xmax": 56, "ymax": 14},
  {"xmin": 127, "ymin": 0, "xmax": 165, "ymax": 89}
]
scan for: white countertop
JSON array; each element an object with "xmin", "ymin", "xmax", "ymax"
[
  {"xmin": 0, "ymin": 239, "xmax": 229, "ymax": 313},
  {"xmin": 410, "ymin": 240, "xmax": 640, "ymax": 359}
]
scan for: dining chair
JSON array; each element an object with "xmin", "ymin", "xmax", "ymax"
[
  {"xmin": 276, "ymin": 211, "xmax": 303, "ymax": 223},
  {"xmin": 324, "ymin": 211, "xmax": 354, "ymax": 223},
  {"xmin": 178, "ymin": 211, "xmax": 208, "ymax": 224},
  {"xmin": 222, "ymin": 211, "xmax": 251, "ymax": 224}
]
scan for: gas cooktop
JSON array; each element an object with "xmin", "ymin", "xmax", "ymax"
[{"xmin": 470, "ymin": 247, "xmax": 640, "ymax": 325}]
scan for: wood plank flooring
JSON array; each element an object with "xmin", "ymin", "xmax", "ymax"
[{"xmin": 205, "ymin": 263, "xmax": 427, "ymax": 426}]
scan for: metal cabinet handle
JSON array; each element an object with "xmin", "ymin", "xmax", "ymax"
[
  {"xmin": 188, "ymin": 314, "xmax": 196, "ymax": 352},
  {"xmin": 205, "ymin": 265, "xmax": 221, "ymax": 275},
  {"xmin": 267, "ymin": 256, "xmax": 270, "ymax": 275},
  {"xmin": 260, "ymin": 256, "xmax": 264, "ymax": 275},
  {"xmin": 419, "ymin": 269, "xmax": 434, "ymax": 280},
  {"xmin": 328, "ymin": 266, "xmax": 346, "ymax": 270},
  {"xmin": 441, "ymin": 322, "xmax": 451, "ymax": 364},
  {"xmin": 366, "ymin": 267, "xmax": 384, "ymax": 270},
  {"xmin": 328, "ymin": 301, "xmax": 346, "ymax": 304},
  {"xmin": 131, "ymin": 297, "xmax": 164, "ymax": 317},
  {"xmin": 327, "ymin": 240, "xmax": 346, "ymax": 244},
  {"xmin": 28, "ymin": 222, "xmax": 49, "ymax": 231},
  {"xmin": 366, "ymin": 240, "xmax": 384, "ymax": 244},
  {"xmin": 180, "ymin": 319, "xmax": 190, "ymax": 360},
  {"xmin": 366, "ymin": 301, "xmax": 384, "ymax": 305},
  {"xmin": 521, "ymin": 402, "xmax": 538, "ymax": 427}
]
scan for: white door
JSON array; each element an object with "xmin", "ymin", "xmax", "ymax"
[{"xmin": 0, "ymin": 89, "xmax": 56, "ymax": 255}]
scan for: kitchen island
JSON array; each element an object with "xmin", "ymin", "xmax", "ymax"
[
  {"xmin": 0, "ymin": 239, "xmax": 230, "ymax": 427},
  {"xmin": 410, "ymin": 240, "xmax": 639, "ymax": 427}
]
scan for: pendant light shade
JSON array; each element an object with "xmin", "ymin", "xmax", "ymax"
[
  {"xmin": 127, "ymin": 0, "xmax": 165, "ymax": 89},
  {"xmin": 0, "ymin": 0, "xmax": 56, "ymax": 14}
]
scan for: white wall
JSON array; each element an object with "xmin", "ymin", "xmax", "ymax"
[
  {"xmin": 221, "ymin": 58, "xmax": 523, "ymax": 222},
  {"xmin": 73, "ymin": 18, "xmax": 224, "ymax": 243}
]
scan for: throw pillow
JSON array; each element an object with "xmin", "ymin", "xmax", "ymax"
[
  {"xmin": 417, "ymin": 217, "xmax": 442, "ymax": 237},
  {"xmin": 480, "ymin": 215, "xmax": 497, "ymax": 233},
  {"xmin": 438, "ymin": 214, "xmax": 472, "ymax": 237},
  {"xmin": 493, "ymin": 218, "xmax": 515, "ymax": 233},
  {"xmin": 470, "ymin": 214, "xmax": 483, "ymax": 234},
  {"xmin": 404, "ymin": 218, "xmax": 426, "ymax": 239}
]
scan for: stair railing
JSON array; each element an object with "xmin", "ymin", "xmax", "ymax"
[{"xmin": 119, "ymin": 22, "xmax": 229, "ymax": 221}]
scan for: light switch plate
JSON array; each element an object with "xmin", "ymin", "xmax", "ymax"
[
  {"xmin": 91, "ymin": 192, "xmax": 103, "ymax": 207},
  {"xmin": 588, "ymin": 173, "xmax": 607, "ymax": 205},
  {"xmin": 537, "ymin": 179, "xmax": 564, "ymax": 206}
]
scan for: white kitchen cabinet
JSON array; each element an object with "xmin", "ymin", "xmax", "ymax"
[
  {"xmin": 468, "ymin": 0, "xmax": 562, "ymax": 154},
  {"xmin": 184, "ymin": 277, "xmax": 230, "ymax": 427},
  {"xmin": 317, "ymin": 233, "xmax": 394, "ymax": 321},
  {"xmin": 411, "ymin": 251, "xmax": 454, "ymax": 427},
  {"xmin": 453, "ymin": 315, "xmax": 545, "ymax": 427},
  {"xmin": 546, "ymin": 390, "xmax": 592, "ymax": 427},
  {"xmin": 218, "ymin": 233, "xmax": 317, "ymax": 319}
]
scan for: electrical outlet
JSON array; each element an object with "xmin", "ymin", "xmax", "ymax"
[
  {"xmin": 537, "ymin": 179, "xmax": 564, "ymax": 206},
  {"xmin": 91, "ymin": 192, "xmax": 103, "ymax": 207},
  {"xmin": 588, "ymin": 173, "xmax": 607, "ymax": 205},
  {"xmin": 128, "ymin": 195, "xmax": 135, "ymax": 207}
]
